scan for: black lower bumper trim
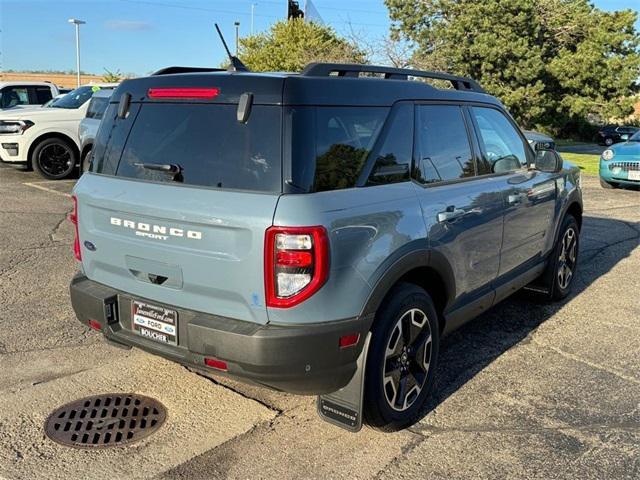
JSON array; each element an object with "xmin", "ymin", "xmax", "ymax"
[{"xmin": 69, "ymin": 274, "xmax": 373, "ymax": 395}]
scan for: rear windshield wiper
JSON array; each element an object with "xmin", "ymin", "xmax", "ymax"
[{"xmin": 133, "ymin": 162, "xmax": 183, "ymax": 182}]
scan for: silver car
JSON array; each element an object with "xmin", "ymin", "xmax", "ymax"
[{"xmin": 79, "ymin": 89, "xmax": 113, "ymax": 173}]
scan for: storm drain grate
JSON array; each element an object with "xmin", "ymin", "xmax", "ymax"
[{"xmin": 44, "ymin": 393, "xmax": 167, "ymax": 449}]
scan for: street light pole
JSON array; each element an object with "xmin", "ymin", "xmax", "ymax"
[
  {"xmin": 234, "ymin": 21, "xmax": 240, "ymax": 56},
  {"xmin": 251, "ymin": 3, "xmax": 257, "ymax": 35},
  {"xmin": 68, "ymin": 18, "xmax": 86, "ymax": 88}
]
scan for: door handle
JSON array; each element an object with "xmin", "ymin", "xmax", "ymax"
[
  {"xmin": 437, "ymin": 206, "xmax": 466, "ymax": 223},
  {"xmin": 507, "ymin": 193, "xmax": 526, "ymax": 205}
]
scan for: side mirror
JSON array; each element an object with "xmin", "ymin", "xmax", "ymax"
[
  {"xmin": 620, "ymin": 134, "xmax": 629, "ymax": 141},
  {"xmin": 534, "ymin": 148, "xmax": 563, "ymax": 173}
]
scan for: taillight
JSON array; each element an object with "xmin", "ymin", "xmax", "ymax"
[
  {"xmin": 68, "ymin": 195, "xmax": 81, "ymax": 261},
  {"xmin": 147, "ymin": 87, "xmax": 220, "ymax": 99},
  {"xmin": 265, "ymin": 226, "xmax": 329, "ymax": 308}
]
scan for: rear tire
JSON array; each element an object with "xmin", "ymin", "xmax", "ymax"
[
  {"xmin": 540, "ymin": 215, "xmax": 580, "ymax": 301},
  {"xmin": 604, "ymin": 137, "xmax": 614, "ymax": 146},
  {"xmin": 363, "ymin": 283, "xmax": 440, "ymax": 432},
  {"xmin": 31, "ymin": 138, "xmax": 77, "ymax": 180},
  {"xmin": 600, "ymin": 177, "xmax": 617, "ymax": 189}
]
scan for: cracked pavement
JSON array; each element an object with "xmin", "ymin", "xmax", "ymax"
[{"xmin": 0, "ymin": 165, "xmax": 638, "ymax": 479}]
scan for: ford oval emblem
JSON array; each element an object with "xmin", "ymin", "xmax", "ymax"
[{"xmin": 84, "ymin": 241, "xmax": 96, "ymax": 251}]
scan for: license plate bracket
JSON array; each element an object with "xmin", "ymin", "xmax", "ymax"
[
  {"xmin": 131, "ymin": 300, "xmax": 178, "ymax": 346},
  {"xmin": 628, "ymin": 170, "xmax": 640, "ymax": 181}
]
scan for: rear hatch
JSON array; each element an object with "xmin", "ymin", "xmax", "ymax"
[{"xmin": 73, "ymin": 73, "xmax": 285, "ymax": 325}]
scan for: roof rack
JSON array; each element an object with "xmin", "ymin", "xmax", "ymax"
[
  {"xmin": 300, "ymin": 63, "xmax": 485, "ymax": 93},
  {"xmin": 151, "ymin": 66, "xmax": 226, "ymax": 76}
]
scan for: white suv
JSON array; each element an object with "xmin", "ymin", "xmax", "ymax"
[{"xmin": 0, "ymin": 83, "xmax": 117, "ymax": 179}]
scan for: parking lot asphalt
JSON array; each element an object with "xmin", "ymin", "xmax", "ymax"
[{"xmin": 0, "ymin": 164, "xmax": 638, "ymax": 480}]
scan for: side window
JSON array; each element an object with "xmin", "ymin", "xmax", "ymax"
[
  {"xmin": 414, "ymin": 104, "xmax": 475, "ymax": 184},
  {"xmin": 471, "ymin": 107, "xmax": 527, "ymax": 175},
  {"xmin": 313, "ymin": 107, "xmax": 388, "ymax": 192},
  {"xmin": 0, "ymin": 86, "xmax": 29, "ymax": 108},
  {"xmin": 86, "ymin": 97, "xmax": 109, "ymax": 120},
  {"xmin": 366, "ymin": 103, "xmax": 413, "ymax": 186},
  {"xmin": 33, "ymin": 87, "xmax": 53, "ymax": 104}
]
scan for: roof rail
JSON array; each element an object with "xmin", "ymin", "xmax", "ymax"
[
  {"xmin": 300, "ymin": 63, "xmax": 485, "ymax": 93},
  {"xmin": 151, "ymin": 66, "xmax": 226, "ymax": 76}
]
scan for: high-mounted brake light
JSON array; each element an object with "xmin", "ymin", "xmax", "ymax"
[
  {"xmin": 265, "ymin": 226, "xmax": 329, "ymax": 308},
  {"xmin": 147, "ymin": 87, "xmax": 220, "ymax": 99},
  {"xmin": 68, "ymin": 195, "xmax": 81, "ymax": 261}
]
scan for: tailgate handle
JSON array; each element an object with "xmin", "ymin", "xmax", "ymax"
[{"xmin": 147, "ymin": 273, "xmax": 168, "ymax": 285}]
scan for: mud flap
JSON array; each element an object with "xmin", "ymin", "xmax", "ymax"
[{"xmin": 317, "ymin": 332, "xmax": 371, "ymax": 432}]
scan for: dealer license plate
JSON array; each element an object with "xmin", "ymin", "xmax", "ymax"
[
  {"xmin": 628, "ymin": 170, "xmax": 640, "ymax": 181},
  {"xmin": 132, "ymin": 301, "xmax": 178, "ymax": 346}
]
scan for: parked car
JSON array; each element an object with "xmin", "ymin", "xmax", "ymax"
[
  {"xmin": 599, "ymin": 129, "xmax": 640, "ymax": 189},
  {"xmin": 78, "ymin": 89, "xmax": 113, "ymax": 173},
  {"xmin": 596, "ymin": 125, "xmax": 639, "ymax": 146},
  {"xmin": 69, "ymin": 63, "xmax": 582, "ymax": 432},
  {"xmin": 0, "ymin": 83, "xmax": 117, "ymax": 179},
  {"xmin": 0, "ymin": 81, "xmax": 59, "ymax": 110},
  {"xmin": 524, "ymin": 130, "xmax": 555, "ymax": 151}
]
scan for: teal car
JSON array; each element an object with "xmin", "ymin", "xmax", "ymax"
[{"xmin": 599, "ymin": 129, "xmax": 640, "ymax": 189}]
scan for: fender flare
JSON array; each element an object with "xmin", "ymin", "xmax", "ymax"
[{"xmin": 359, "ymin": 243, "xmax": 456, "ymax": 324}]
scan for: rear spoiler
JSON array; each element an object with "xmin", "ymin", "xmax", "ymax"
[{"xmin": 151, "ymin": 66, "xmax": 226, "ymax": 76}]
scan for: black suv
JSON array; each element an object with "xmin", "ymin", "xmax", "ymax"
[{"xmin": 597, "ymin": 125, "xmax": 640, "ymax": 146}]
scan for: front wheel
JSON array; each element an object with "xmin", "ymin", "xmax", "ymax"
[
  {"xmin": 32, "ymin": 138, "xmax": 77, "ymax": 180},
  {"xmin": 363, "ymin": 283, "xmax": 440, "ymax": 432},
  {"xmin": 540, "ymin": 215, "xmax": 580, "ymax": 300},
  {"xmin": 604, "ymin": 137, "xmax": 614, "ymax": 146}
]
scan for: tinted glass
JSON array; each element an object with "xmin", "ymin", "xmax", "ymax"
[
  {"xmin": 366, "ymin": 103, "xmax": 413, "ymax": 186},
  {"xmin": 113, "ymin": 104, "xmax": 281, "ymax": 192},
  {"xmin": 90, "ymin": 103, "xmax": 138, "ymax": 175},
  {"xmin": 315, "ymin": 107, "xmax": 388, "ymax": 191},
  {"xmin": 0, "ymin": 87, "xmax": 29, "ymax": 108},
  {"xmin": 34, "ymin": 87, "xmax": 53, "ymax": 104},
  {"xmin": 472, "ymin": 107, "xmax": 527, "ymax": 174},
  {"xmin": 52, "ymin": 86, "xmax": 106, "ymax": 109},
  {"xmin": 414, "ymin": 105, "xmax": 474, "ymax": 184},
  {"xmin": 86, "ymin": 96, "xmax": 109, "ymax": 119}
]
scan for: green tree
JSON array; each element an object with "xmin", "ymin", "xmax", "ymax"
[
  {"xmin": 102, "ymin": 68, "xmax": 123, "ymax": 83},
  {"xmin": 385, "ymin": 0, "xmax": 640, "ymax": 132},
  {"xmin": 238, "ymin": 19, "xmax": 366, "ymax": 72}
]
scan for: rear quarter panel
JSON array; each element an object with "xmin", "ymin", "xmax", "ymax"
[{"xmin": 269, "ymin": 182, "xmax": 426, "ymax": 325}]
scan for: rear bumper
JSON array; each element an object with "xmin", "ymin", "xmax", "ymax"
[{"xmin": 69, "ymin": 274, "xmax": 371, "ymax": 395}]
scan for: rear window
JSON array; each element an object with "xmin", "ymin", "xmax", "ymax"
[
  {"xmin": 86, "ymin": 96, "xmax": 109, "ymax": 119},
  {"xmin": 93, "ymin": 103, "xmax": 282, "ymax": 193}
]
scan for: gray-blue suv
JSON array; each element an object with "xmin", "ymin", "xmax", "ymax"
[{"xmin": 69, "ymin": 63, "xmax": 582, "ymax": 432}]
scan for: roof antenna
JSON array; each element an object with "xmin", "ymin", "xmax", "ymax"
[{"xmin": 215, "ymin": 23, "xmax": 248, "ymax": 72}]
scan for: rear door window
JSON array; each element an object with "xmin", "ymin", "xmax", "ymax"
[
  {"xmin": 112, "ymin": 103, "xmax": 282, "ymax": 192},
  {"xmin": 33, "ymin": 87, "xmax": 53, "ymax": 104},
  {"xmin": 414, "ymin": 105, "xmax": 475, "ymax": 184}
]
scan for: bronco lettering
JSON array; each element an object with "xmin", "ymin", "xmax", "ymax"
[{"xmin": 110, "ymin": 217, "xmax": 203, "ymax": 240}]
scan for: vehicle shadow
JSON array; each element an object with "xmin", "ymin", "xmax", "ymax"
[{"xmin": 417, "ymin": 214, "xmax": 639, "ymax": 420}]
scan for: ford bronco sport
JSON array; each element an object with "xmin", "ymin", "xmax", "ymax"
[{"xmin": 69, "ymin": 63, "xmax": 582, "ymax": 432}]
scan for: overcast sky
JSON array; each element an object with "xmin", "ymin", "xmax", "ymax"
[{"xmin": 1, "ymin": 0, "xmax": 638, "ymax": 76}]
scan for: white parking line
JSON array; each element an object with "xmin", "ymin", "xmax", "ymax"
[{"xmin": 23, "ymin": 182, "xmax": 72, "ymax": 198}]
